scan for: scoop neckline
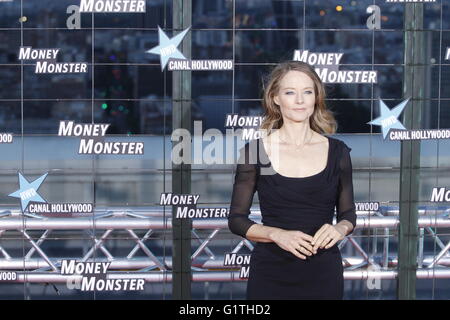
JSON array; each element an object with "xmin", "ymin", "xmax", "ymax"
[{"xmin": 259, "ymin": 135, "xmax": 332, "ymax": 179}]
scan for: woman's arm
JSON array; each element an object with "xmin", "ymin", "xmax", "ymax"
[
  {"xmin": 334, "ymin": 220, "xmax": 354, "ymax": 237},
  {"xmin": 335, "ymin": 143, "xmax": 357, "ymax": 236},
  {"xmin": 244, "ymin": 224, "xmax": 284, "ymax": 243},
  {"xmin": 228, "ymin": 142, "xmax": 283, "ymax": 241},
  {"xmin": 246, "ymin": 224, "xmax": 315, "ymax": 258},
  {"xmin": 312, "ymin": 142, "xmax": 357, "ymax": 250},
  {"xmin": 227, "ymin": 143, "xmax": 259, "ymax": 238}
]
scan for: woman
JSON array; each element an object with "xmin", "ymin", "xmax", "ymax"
[{"xmin": 228, "ymin": 61, "xmax": 357, "ymax": 300}]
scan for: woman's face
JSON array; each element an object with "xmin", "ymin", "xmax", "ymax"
[{"xmin": 273, "ymin": 70, "xmax": 316, "ymax": 124}]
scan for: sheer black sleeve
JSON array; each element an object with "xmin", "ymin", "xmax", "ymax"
[
  {"xmin": 336, "ymin": 142, "xmax": 357, "ymax": 235},
  {"xmin": 228, "ymin": 142, "xmax": 258, "ymax": 238}
]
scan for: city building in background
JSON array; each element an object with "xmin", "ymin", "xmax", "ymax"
[{"xmin": 0, "ymin": 0, "xmax": 450, "ymax": 299}]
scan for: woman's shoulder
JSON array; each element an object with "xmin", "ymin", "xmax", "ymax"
[
  {"xmin": 326, "ymin": 136, "xmax": 352, "ymax": 152},
  {"xmin": 325, "ymin": 137, "xmax": 353, "ymax": 174}
]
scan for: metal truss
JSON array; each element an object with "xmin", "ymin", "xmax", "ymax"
[{"xmin": 0, "ymin": 207, "xmax": 450, "ymax": 284}]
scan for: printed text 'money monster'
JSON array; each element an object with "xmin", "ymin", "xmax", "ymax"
[
  {"xmin": 159, "ymin": 193, "xmax": 200, "ymax": 205},
  {"xmin": 79, "ymin": 0, "xmax": 146, "ymax": 13},
  {"xmin": 293, "ymin": 50, "xmax": 344, "ymax": 65},
  {"xmin": 58, "ymin": 121, "xmax": 110, "ymax": 137},
  {"xmin": 18, "ymin": 47, "xmax": 59, "ymax": 60}
]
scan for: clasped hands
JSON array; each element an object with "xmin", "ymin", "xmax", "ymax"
[{"xmin": 270, "ymin": 223, "xmax": 346, "ymax": 260}]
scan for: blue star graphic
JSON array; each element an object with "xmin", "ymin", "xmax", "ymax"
[
  {"xmin": 367, "ymin": 99, "xmax": 410, "ymax": 139},
  {"xmin": 8, "ymin": 172, "xmax": 48, "ymax": 213},
  {"xmin": 146, "ymin": 26, "xmax": 190, "ymax": 71}
]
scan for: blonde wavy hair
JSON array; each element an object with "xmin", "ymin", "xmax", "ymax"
[{"xmin": 260, "ymin": 61, "xmax": 337, "ymax": 135}]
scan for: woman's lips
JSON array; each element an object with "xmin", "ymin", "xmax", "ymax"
[{"xmin": 293, "ymin": 108, "xmax": 306, "ymax": 111}]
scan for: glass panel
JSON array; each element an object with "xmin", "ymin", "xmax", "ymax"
[
  {"xmin": 235, "ymin": 0, "xmax": 304, "ymax": 30},
  {"xmin": 1, "ymin": 0, "xmax": 450, "ymax": 300}
]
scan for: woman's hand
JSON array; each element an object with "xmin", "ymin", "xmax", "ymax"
[
  {"xmin": 311, "ymin": 223, "xmax": 346, "ymax": 251},
  {"xmin": 269, "ymin": 230, "xmax": 315, "ymax": 259}
]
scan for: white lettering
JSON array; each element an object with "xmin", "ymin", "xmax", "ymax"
[
  {"xmin": 176, "ymin": 207, "xmax": 228, "ymax": 218},
  {"xmin": 35, "ymin": 61, "xmax": 87, "ymax": 74},
  {"xmin": 79, "ymin": 0, "xmax": 145, "ymax": 12},
  {"xmin": 159, "ymin": 193, "xmax": 201, "ymax": 206},
  {"xmin": 0, "ymin": 133, "xmax": 13, "ymax": 143},
  {"xmin": 430, "ymin": 187, "xmax": 450, "ymax": 202},
  {"xmin": 223, "ymin": 253, "xmax": 251, "ymax": 266},
  {"xmin": 18, "ymin": 47, "xmax": 60, "ymax": 60},
  {"xmin": 0, "ymin": 272, "xmax": 17, "ymax": 281}
]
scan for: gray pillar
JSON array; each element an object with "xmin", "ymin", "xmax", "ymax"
[
  {"xmin": 172, "ymin": 0, "xmax": 192, "ymax": 300},
  {"xmin": 397, "ymin": 3, "xmax": 425, "ymax": 300}
]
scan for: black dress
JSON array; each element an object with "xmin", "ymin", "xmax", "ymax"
[{"xmin": 228, "ymin": 136, "xmax": 357, "ymax": 300}]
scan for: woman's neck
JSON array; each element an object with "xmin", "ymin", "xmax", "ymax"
[{"xmin": 277, "ymin": 122, "xmax": 314, "ymax": 146}]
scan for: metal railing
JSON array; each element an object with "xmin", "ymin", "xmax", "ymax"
[{"xmin": 0, "ymin": 207, "xmax": 449, "ymax": 283}]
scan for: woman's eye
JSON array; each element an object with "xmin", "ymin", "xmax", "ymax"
[
  {"xmin": 304, "ymin": 90, "xmax": 313, "ymax": 94},
  {"xmin": 285, "ymin": 91, "xmax": 295, "ymax": 95}
]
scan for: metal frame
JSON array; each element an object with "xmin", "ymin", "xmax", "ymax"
[
  {"xmin": 1, "ymin": 207, "xmax": 450, "ymax": 285},
  {"xmin": 172, "ymin": 0, "xmax": 193, "ymax": 300},
  {"xmin": 398, "ymin": 3, "xmax": 426, "ymax": 300}
]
